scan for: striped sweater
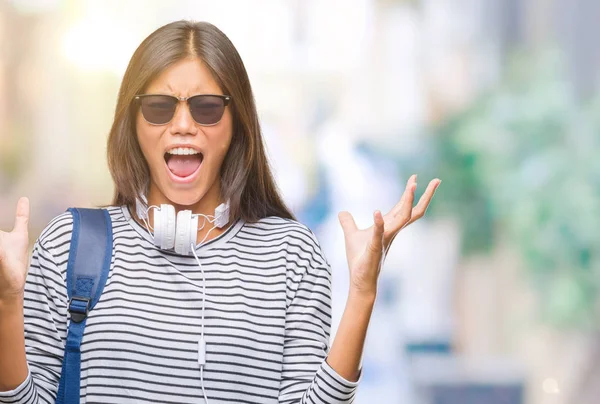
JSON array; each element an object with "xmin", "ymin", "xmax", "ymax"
[{"xmin": 0, "ymin": 206, "xmax": 359, "ymax": 403}]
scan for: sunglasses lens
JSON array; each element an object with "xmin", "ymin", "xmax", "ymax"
[
  {"xmin": 140, "ymin": 95, "xmax": 177, "ymax": 125},
  {"xmin": 189, "ymin": 95, "xmax": 226, "ymax": 125}
]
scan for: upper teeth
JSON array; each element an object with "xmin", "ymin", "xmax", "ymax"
[{"xmin": 167, "ymin": 147, "xmax": 199, "ymax": 155}]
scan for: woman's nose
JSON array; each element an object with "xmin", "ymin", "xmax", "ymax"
[{"xmin": 170, "ymin": 101, "xmax": 197, "ymax": 135}]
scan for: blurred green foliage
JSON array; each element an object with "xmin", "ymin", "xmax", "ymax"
[
  {"xmin": 428, "ymin": 50, "xmax": 600, "ymax": 329},
  {"xmin": 0, "ymin": 123, "xmax": 27, "ymax": 186}
]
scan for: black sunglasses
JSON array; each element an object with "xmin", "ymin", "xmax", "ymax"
[{"xmin": 134, "ymin": 94, "xmax": 232, "ymax": 126}]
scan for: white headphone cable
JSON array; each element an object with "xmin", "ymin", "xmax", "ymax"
[
  {"xmin": 191, "ymin": 243, "xmax": 209, "ymax": 404},
  {"xmin": 139, "ymin": 205, "xmax": 159, "ymax": 234}
]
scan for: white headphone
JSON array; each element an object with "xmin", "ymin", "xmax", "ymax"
[
  {"xmin": 135, "ymin": 195, "xmax": 230, "ymax": 255},
  {"xmin": 134, "ymin": 195, "xmax": 230, "ymax": 403}
]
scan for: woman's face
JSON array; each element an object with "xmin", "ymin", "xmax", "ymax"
[{"xmin": 136, "ymin": 57, "xmax": 233, "ymax": 211}]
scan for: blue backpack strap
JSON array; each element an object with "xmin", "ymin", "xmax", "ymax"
[{"xmin": 56, "ymin": 208, "xmax": 113, "ymax": 404}]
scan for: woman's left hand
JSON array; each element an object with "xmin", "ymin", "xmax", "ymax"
[{"xmin": 338, "ymin": 175, "xmax": 441, "ymax": 297}]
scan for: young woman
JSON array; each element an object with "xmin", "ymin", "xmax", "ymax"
[{"xmin": 0, "ymin": 21, "xmax": 440, "ymax": 403}]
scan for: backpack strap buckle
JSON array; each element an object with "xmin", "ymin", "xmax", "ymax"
[{"xmin": 68, "ymin": 296, "xmax": 91, "ymax": 323}]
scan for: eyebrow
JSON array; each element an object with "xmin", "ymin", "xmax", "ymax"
[
  {"xmin": 146, "ymin": 81, "xmax": 221, "ymax": 95},
  {"xmin": 146, "ymin": 89, "xmax": 222, "ymax": 96}
]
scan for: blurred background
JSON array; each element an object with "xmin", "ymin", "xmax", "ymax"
[{"xmin": 1, "ymin": 0, "xmax": 599, "ymax": 403}]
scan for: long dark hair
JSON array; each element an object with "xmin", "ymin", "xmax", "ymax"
[{"xmin": 107, "ymin": 20, "xmax": 294, "ymax": 222}]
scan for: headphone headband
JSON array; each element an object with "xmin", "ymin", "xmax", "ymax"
[{"xmin": 134, "ymin": 197, "xmax": 230, "ymax": 255}]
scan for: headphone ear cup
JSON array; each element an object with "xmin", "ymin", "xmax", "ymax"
[
  {"xmin": 161, "ymin": 204, "xmax": 176, "ymax": 250},
  {"xmin": 175, "ymin": 210, "xmax": 191, "ymax": 255},
  {"xmin": 189, "ymin": 214, "xmax": 198, "ymax": 252},
  {"xmin": 152, "ymin": 207, "xmax": 163, "ymax": 248}
]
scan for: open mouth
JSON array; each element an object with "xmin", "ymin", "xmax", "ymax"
[{"xmin": 164, "ymin": 147, "xmax": 204, "ymax": 180}]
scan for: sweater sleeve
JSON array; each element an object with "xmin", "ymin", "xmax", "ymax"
[
  {"xmin": 0, "ymin": 216, "xmax": 71, "ymax": 404},
  {"xmin": 278, "ymin": 228, "xmax": 360, "ymax": 403}
]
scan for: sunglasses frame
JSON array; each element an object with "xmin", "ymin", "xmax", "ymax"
[{"xmin": 134, "ymin": 94, "xmax": 232, "ymax": 126}]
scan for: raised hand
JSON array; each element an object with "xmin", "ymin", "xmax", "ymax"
[
  {"xmin": 0, "ymin": 197, "xmax": 31, "ymax": 301},
  {"xmin": 338, "ymin": 175, "xmax": 440, "ymax": 296}
]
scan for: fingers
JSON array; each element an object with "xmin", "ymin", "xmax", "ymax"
[
  {"xmin": 388, "ymin": 174, "xmax": 417, "ymax": 218},
  {"xmin": 338, "ymin": 211, "xmax": 357, "ymax": 236},
  {"xmin": 395, "ymin": 176, "xmax": 416, "ymax": 229},
  {"xmin": 406, "ymin": 178, "xmax": 441, "ymax": 226},
  {"xmin": 369, "ymin": 210, "xmax": 385, "ymax": 253},
  {"xmin": 13, "ymin": 197, "xmax": 30, "ymax": 234}
]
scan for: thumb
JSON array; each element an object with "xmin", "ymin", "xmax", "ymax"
[
  {"xmin": 368, "ymin": 210, "xmax": 385, "ymax": 252},
  {"xmin": 338, "ymin": 211, "xmax": 357, "ymax": 236},
  {"xmin": 13, "ymin": 197, "xmax": 30, "ymax": 234}
]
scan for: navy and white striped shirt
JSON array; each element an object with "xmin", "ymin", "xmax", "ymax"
[{"xmin": 0, "ymin": 206, "xmax": 359, "ymax": 403}]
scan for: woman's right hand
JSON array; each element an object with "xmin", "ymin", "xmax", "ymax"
[{"xmin": 0, "ymin": 197, "xmax": 30, "ymax": 301}]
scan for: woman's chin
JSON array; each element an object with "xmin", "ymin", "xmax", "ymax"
[
  {"xmin": 163, "ymin": 192, "xmax": 204, "ymax": 208},
  {"xmin": 151, "ymin": 169, "xmax": 218, "ymax": 209},
  {"xmin": 160, "ymin": 182, "xmax": 213, "ymax": 209}
]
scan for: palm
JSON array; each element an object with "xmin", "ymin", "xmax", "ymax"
[
  {"xmin": 0, "ymin": 197, "xmax": 30, "ymax": 299},
  {"xmin": 343, "ymin": 228, "xmax": 373, "ymax": 270},
  {"xmin": 339, "ymin": 176, "xmax": 441, "ymax": 295}
]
